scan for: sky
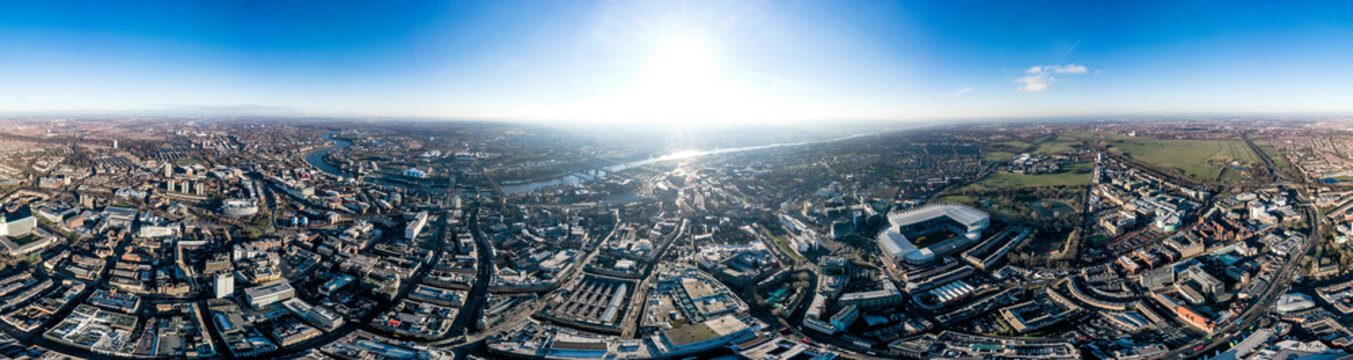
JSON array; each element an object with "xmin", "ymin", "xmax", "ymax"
[{"xmin": 1, "ymin": 1, "xmax": 1352, "ymax": 125}]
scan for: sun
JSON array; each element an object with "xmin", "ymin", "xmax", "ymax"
[
  {"xmin": 623, "ymin": 35, "xmax": 730, "ymax": 125},
  {"xmin": 569, "ymin": 33, "xmax": 793, "ymax": 127},
  {"xmin": 583, "ymin": 35, "xmax": 743, "ymax": 127},
  {"xmin": 641, "ymin": 36, "xmax": 721, "ymax": 99}
]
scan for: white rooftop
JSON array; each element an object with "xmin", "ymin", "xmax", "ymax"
[
  {"xmin": 887, "ymin": 204, "xmax": 988, "ymax": 228},
  {"xmin": 1277, "ymin": 292, "xmax": 1315, "ymax": 313}
]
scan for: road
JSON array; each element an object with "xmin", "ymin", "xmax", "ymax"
[{"xmin": 444, "ymin": 207, "xmax": 496, "ymax": 339}]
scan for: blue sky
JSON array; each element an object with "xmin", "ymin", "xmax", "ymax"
[{"xmin": 2, "ymin": 1, "xmax": 1352, "ymax": 124}]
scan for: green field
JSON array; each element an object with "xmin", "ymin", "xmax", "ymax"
[
  {"xmin": 760, "ymin": 225, "xmax": 807, "ymax": 262},
  {"xmin": 1031, "ymin": 138, "xmax": 1079, "ymax": 154},
  {"xmin": 983, "ymin": 151, "xmax": 1015, "ymax": 161},
  {"xmin": 1073, "ymin": 132, "xmax": 1259, "ymax": 182},
  {"xmin": 1252, "ymin": 140, "xmax": 1291, "ymax": 170},
  {"xmin": 995, "ymin": 140, "xmax": 1036, "ymax": 150},
  {"xmin": 938, "ymin": 195, "xmax": 974, "ymax": 204},
  {"xmin": 962, "ymin": 163, "xmax": 1092, "ymax": 190},
  {"xmin": 991, "ymin": 137, "xmax": 1079, "ymax": 155},
  {"xmin": 1217, "ymin": 167, "xmax": 1245, "ymax": 183}
]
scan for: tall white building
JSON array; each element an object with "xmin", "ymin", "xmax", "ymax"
[
  {"xmin": 214, "ymin": 272, "xmax": 234, "ymax": 299},
  {"xmin": 405, "ymin": 211, "xmax": 429, "ymax": 240},
  {"xmin": 0, "ymin": 205, "xmax": 35, "ymax": 238}
]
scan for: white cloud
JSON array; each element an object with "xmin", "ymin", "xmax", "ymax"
[
  {"xmin": 1048, "ymin": 64, "xmax": 1087, "ymax": 74},
  {"xmin": 950, "ymin": 87, "xmax": 974, "ymax": 96},
  {"xmin": 1015, "ymin": 63, "xmax": 1091, "ymax": 92},
  {"xmin": 1014, "ymin": 75, "xmax": 1052, "ymax": 93}
]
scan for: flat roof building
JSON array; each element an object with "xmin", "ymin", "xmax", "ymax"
[
  {"xmin": 244, "ymin": 282, "xmax": 295, "ymax": 309},
  {"xmin": 319, "ymin": 274, "xmax": 355, "ymax": 297}
]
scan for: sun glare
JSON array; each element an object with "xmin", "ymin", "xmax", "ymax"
[
  {"xmin": 562, "ymin": 31, "xmax": 798, "ymax": 127},
  {"xmin": 581, "ymin": 34, "xmax": 762, "ymax": 127},
  {"xmin": 624, "ymin": 35, "xmax": 729, "ymax": 126},
  {"xmin": 642, "ymin": 36, "xmax": 721, "ymax": 97}
]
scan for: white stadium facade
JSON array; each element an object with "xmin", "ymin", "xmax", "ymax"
[
  {"xmin": 221, "ymin": 198, "xmax": 259, "ymax": 218},
  {"xmin": 877, "ymin": 204, "xmax": 990, "ymax": 265}
]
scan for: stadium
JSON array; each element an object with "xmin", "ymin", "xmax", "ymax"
[
  {"xmin": 876, "ymin": 204, "xmax": 990, "ymax": 265},
  {"xmin": 220, "ymin": 199, "xmax": 260, "ymax": 218}
]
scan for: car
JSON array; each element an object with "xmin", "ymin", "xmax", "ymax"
[
  {"xmin": 802, "ymin": 338, "xmax": 812, "ymax": 344},
  {"xmin": 779, "ymin": 327, "xmax": 790, "ymax": 334}
]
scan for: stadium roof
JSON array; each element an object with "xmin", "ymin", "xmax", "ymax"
[
  {"xmin": 877, "ymin": 204, "xmax": 989, "ymax": 264},
  {"xmin": 887, "ymin": 204, "xmax": 988, "ymax": 228},
  {"xmin": 1277, "ymin": 292, "xmax": 1315, "ymax": 313}
]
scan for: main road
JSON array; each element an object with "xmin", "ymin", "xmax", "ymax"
[{"xmin": 443, "ymin": 207, "xmax": 495, "ymax": 340}]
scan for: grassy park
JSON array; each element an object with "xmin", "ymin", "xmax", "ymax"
[
  {"xmin": 983, "ymin": 151, "xmax": 1015, "ymax": 161},
  {"xmin": 1070, "ymin": 131, "xmax": 1259, "ymax": 182},
  {"xmin": 989, "ymin": 136, "xmax": 1081, "ymax": 156},
  {"xmin": 1030, "ymin": 137, "xmax": 1079, "ymax": 154},
  {"xmin": 962, "ymin": 163, "xmax": 1093, "ymax": 191},
  {"xmin": 1252, "ymin": 139, "xmax": 1291, "ymax": 170}
]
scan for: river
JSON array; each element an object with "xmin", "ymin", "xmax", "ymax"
[
  {"xmin": 499, "ymin": 132, "xmax": 873, "ymax": 193},
  {"xmin": 306, "ymin": 131, "xmax": 353, "ymax": 177},
  {"xmin": 305, "ymin": 130, "xmax": 872, "ymax": 193}
]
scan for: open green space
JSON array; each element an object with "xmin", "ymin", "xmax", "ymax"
[
  {"xmin": 1031, "ymin": 138, "xmax": 1079, "ymax": 154},
  {"xmin": 1088, "ymin": 234, "xmax": 1108, "ymax": 248},
  {"xmin": 982, "ymin": 151, "xmax": 1015, "ymax": 161},
  {"xmin": 995, "ymin": 140, "xmax": 1036, "ymax": 149},
  {"xmin": 938, "ymin": 194, "xmax": 974, "ymax": 204},
  {"xmin": 760, "ymin": 225, "xmax": 807, "ymax": 262},
  {"xmin": 961, "ymin": 163, "xmax": 1092, "ymax": 190},
  {"xmin": 1252, "ymin": 139, "xmax": 1291, "ymax": 170},
  {"xmin": 1029, "ymin": 200, "xmax": 1076, "ymax": 218},
  {"xmin": 989, "ymin": 136, "xmax": 1080, "ymax": 156},
  {"xmin": 1217, "ymin": 167, "xmax": 1245, "ymax": 183},
  {"xmin": 1072, "ymin": 132, "xmax": 1259, "ymax": 182}
]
